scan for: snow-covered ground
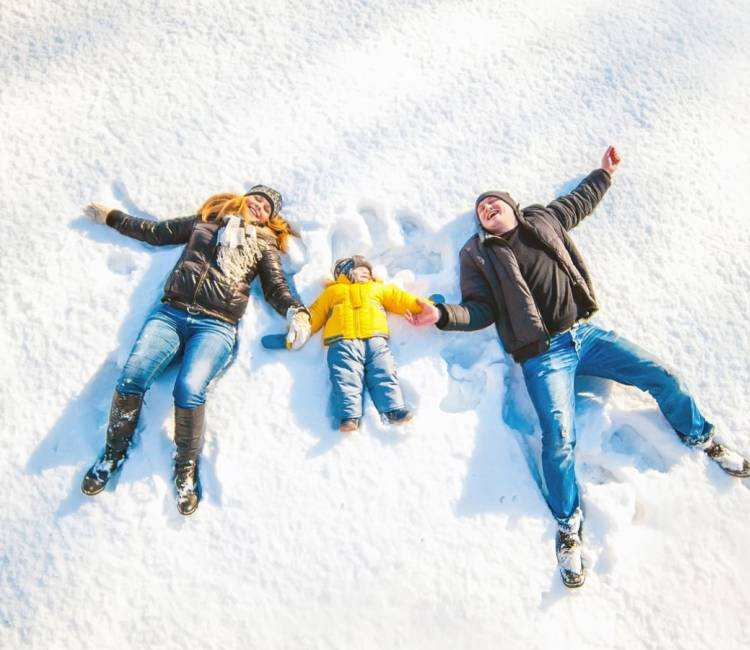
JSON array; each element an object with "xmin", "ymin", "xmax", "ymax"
[{"xmin": 2, "ymin": 1, "xmax": 749, "ymax": 648}]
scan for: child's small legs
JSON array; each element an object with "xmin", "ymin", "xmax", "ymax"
[
  {"xmin": 363, "ymin": 337, "xmax": 406, "ymax": 414},
  {"xmin": 328, "ymin": 340, "xmax": 366, "ymax": 419},
  {"xmin": 327, "ymin": 337, "xmax": 406, "ymax": 421}
]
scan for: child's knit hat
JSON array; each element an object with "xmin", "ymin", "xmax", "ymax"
[{"xmin": 333, "ymin": 255, "xmax": 372, "ymax": 280}]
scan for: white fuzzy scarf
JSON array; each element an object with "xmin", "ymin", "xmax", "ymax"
[{"xmin": 216, "ymin": 216, "xmax": 266, "ymax": 283}]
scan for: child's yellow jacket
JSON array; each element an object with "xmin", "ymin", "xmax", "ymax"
[{"xmin": 308, "ymin": 275, "xmax": 425, "ymax": 345}]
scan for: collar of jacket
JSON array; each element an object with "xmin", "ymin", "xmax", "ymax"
[
  {"xmin": 329, "ymin": 274, "xmax": 382, "ymax": 286},
  {"xmin": 479, "ymin": 210, "xmax": 559, "ymax": 258},
  {"xmin": 219, "ymin": 214, "xmax": 276, "ymax": 243},
  {"xmin": 479, "ymin": 211, "xmax": 531, "ymax": 245}
]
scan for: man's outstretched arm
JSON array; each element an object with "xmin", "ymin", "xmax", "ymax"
[{"xmin": 547, "ymin": 146, "xmax": 621, "ymax": 231}]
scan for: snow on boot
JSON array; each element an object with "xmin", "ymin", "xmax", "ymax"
[
  {"xmin": 175, "ymin": 458, "xmax": 201, "ymax": 517},
  {"xmin": 173, "ymin": 404, "xmax": 205, "ymax": 517},
  {"xmin": 339, "ymin": 418, "xmax": 360, "ymax": 432},
  {"xmin": 556, "ymin": 510, "xmax": 585, "ymax": 589},
  {"xmin": 383, "ymin": 408, "xmax": 414, "ymax": 425},
  {"xmin": 704, "ymin": 441, "xmax": 750, "ymax": 478},
  {"xmin": 81, "ymin": 391, "xmax": 143, "ymax": 496}
]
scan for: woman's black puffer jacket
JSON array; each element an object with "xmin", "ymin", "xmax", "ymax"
[{"xmin": 106, "ymin": 210, "xmax": 304, "ymax": 324}]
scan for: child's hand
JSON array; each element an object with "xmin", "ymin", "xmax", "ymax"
[{"xmin": 404, "ymin": 299, "xmax": 441, "ymax": 326}]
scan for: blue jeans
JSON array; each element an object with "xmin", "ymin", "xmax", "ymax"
[
  {"xmin": 117, "ymin": 304, "xmax": 237, "ymax": 409},
  {"xmin": 521, "ymin": 322, "xmax": 712, "ymax": 526},
  {"xmin": 327, "ymin": 337, "xmax": 405, "ymax": 419}
]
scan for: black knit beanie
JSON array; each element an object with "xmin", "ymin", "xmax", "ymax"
[
  {"xmin": 474, "ymin": 191, "xmax": 518, "ymax": 218},
  {"xmin": 244, "ymin": 184, "xmax": 283, "ymax": 217}
]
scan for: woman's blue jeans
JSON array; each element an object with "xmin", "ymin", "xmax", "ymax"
[
  {"xmin": 116, "ymin": 304, "xmax": 237, "ymax": 409},
  {"xmin": 521, "ymin": 322, "xmax": 712, "ymax": 526}
]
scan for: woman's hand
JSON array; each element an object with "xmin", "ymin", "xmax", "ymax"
[
  {"xmin": 84, "ymin": 203, "xmax": 112, "ymax": 224},
  {"xmin": 286, "ymin": 308, "xmax": 312, "ymax": 350},
  {"xmin": 404, "ymin": 298, "xmax": 441, "ymax": 326}
]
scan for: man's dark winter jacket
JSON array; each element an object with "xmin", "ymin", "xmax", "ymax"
[
  {"xmin": 437, "ymin": 169, "xmax": 611, "ymax": 362},
  {"xmin": 105, "ymin": 211, "xmax": 304, "ymax": 324}
]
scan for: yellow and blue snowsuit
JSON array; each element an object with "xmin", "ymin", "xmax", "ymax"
[{"xmin": 307, "ymin": 275, "xmax": 425, "ymax": 419}]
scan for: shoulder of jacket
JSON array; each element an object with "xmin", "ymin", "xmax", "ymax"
[
  {"xmin": 522, "ymin": 206, "xmax": 560, "ymax": 229},
  {"xmin": 461, "ymin": 233, "xmax": 481, "ymax": 254},
  {"xmin": 521, "ymin": 204, "xmax": 548, "ymax": 218}
]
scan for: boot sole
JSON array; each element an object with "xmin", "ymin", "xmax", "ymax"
[
  {"xmin": 721, "ymin": 467, "xmax": 750, "ymax": 478},
  {"xmin": 560, "ymin": 569, "xmax": 586, "ymax": 589},
  {"xmin": 80, "ymin": 482, "xmax": 106, "ymax": 496},
  {"xmin": 387, "ymin": 414, "xmax": 414, "ymax": 426}
]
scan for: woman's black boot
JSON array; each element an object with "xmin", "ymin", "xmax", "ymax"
[
  {"xmin": 81, "ymin": 391, "xmax": 143, "ymax": 496},
  {"xmin": 173, "ymin": 404, "xmax": 206, "ymax": 516}
]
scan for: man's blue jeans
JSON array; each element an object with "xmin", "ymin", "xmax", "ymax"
[
  {"xmin": 117, "ymin": 304, "xmax": 236, "ymax": 409},
  {"xmin": 327, "ymin": 337, "xmax": 405, "ymax": 419},
  {"xmin": 521, "ymin": 322, "xmax": 712, "ymax": 526}
]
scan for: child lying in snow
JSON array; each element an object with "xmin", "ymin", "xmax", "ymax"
[{"xmin": 303, "ymin": 255, "xmax": 427, "ymax": 432}]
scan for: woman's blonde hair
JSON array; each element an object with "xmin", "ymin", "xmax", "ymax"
[{"xmin": 197, "ymin": 192, "xmax": 296, "ymax": 253}]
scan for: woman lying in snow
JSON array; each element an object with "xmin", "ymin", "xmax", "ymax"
[
  {"xmin": 301, "ymin": 255, "xmax": 426, "ymax": 432},
  {"xmin": 81, "ymin": 187, "xmax": 312, "ymax": 516}
]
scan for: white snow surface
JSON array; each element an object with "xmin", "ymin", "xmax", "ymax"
[{"xmin": 2, "ymin": 1, "xmax": 750, "ymax": 648}]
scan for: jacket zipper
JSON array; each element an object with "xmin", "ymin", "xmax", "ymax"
[
  {"xmin": 189, "ymin": 231, "xmax": 219, "ymax": 311},
  {"xmin": 485, "ymin": 232, "xmax": 551, "ymax": 340}
]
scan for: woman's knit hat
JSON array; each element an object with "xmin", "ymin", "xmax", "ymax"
[{"xmin": 244, "ymin": 184, "xmax": 283, "ymax": 217}]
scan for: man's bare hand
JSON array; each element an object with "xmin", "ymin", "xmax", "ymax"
[
  {"xmin": 601, "ymin": 145, "xmax": 621, "ymax": 175},
  {"xmin": 404, "ymin": 298, "xmax": 441, "ymax": 327}
]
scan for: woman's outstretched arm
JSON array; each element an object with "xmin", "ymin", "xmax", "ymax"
[{"xmin": 84, "ymin": 203, "xmax": 196, "ymax": 246}]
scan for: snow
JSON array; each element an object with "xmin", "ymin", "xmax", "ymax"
[{"xmin": 2, "ymin": 0, "xmax": 750, "ymax": 648}]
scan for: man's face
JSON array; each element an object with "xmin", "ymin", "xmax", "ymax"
[{"xmin": 477, "ymin": 196, "xmax": 516, "ymax": 235}]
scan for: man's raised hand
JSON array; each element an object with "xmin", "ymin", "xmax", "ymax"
[{"xmin": 601, "ymin": 145, "xmax": 621, "ymax": 176}]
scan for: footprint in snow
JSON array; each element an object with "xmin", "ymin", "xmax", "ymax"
[
  {"xmin": 106, "ymin": 250, "xmax": 138, "ymax": 275},
  {"xmin": 604, "ymin": 425, "xmax": 667, "ymax": 473}
]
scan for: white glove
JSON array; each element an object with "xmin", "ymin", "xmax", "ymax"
[
  {"xmin": 286, "ymin": 307, "xmax": 312, "ymax": 350},
  {"xmin": 84, "ymin": 202, "xmax": 112, "ymax": 224}
]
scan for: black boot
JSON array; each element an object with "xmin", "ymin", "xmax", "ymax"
[
  {"xmin": 173, "ymin": 404, "xmax": 206, "ymax": 516},
  {"xmin": 81, "ymin": 391, "xmax": 143, "ymax": 496},
  {"xmin": 704, "ymin": 440, "xmax": 750, "ymax": 478}
]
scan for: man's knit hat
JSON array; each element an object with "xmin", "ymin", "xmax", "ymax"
[
  {"xmin": 333, "ymin": 255, "xmax": 372, "ymax": 281},
  {"xmin": 474, "ymin": 191, "xmax": 518, "ymax": 218},
  {"xmin": 244, "ymin": 184, "xmax": 283, "ymax": 217}
]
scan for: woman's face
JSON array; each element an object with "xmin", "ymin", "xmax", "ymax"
[{"xmin": 245, "ymin": 194, "xmax": 273, "ymax": 223}]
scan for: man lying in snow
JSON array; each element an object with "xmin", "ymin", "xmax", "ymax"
[{"xmin": 406, "ymin": 146, "xmax": 750, "ymax": 589}]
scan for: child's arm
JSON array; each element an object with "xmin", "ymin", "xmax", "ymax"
[
  {"xmin": 380, "ymin": 284, "xmax": 428, "ymax": 316},
  {"xmin": 307, "ymin": 287, "xmax": 332, "ymax": 335}
]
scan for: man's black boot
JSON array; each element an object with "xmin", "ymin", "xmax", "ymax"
[
  {"xmin": 81, "ymin": 391, "xmax": 143, "ymax": 496},
  {"xmin": 704, "ymin": 440, "xmax": 750, "ymax": 478},
  {"xmin": 173, "ymin": 404, "xmax": 206, "ymax": 517},
  {"xmin": 556, "ymin": 509, "xmax": 585, "ymax": 589}
]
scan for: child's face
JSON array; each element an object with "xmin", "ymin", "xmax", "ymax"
[{"xmin": 351, "ymin": 266, "xmax": 372, "ymax": 283}]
